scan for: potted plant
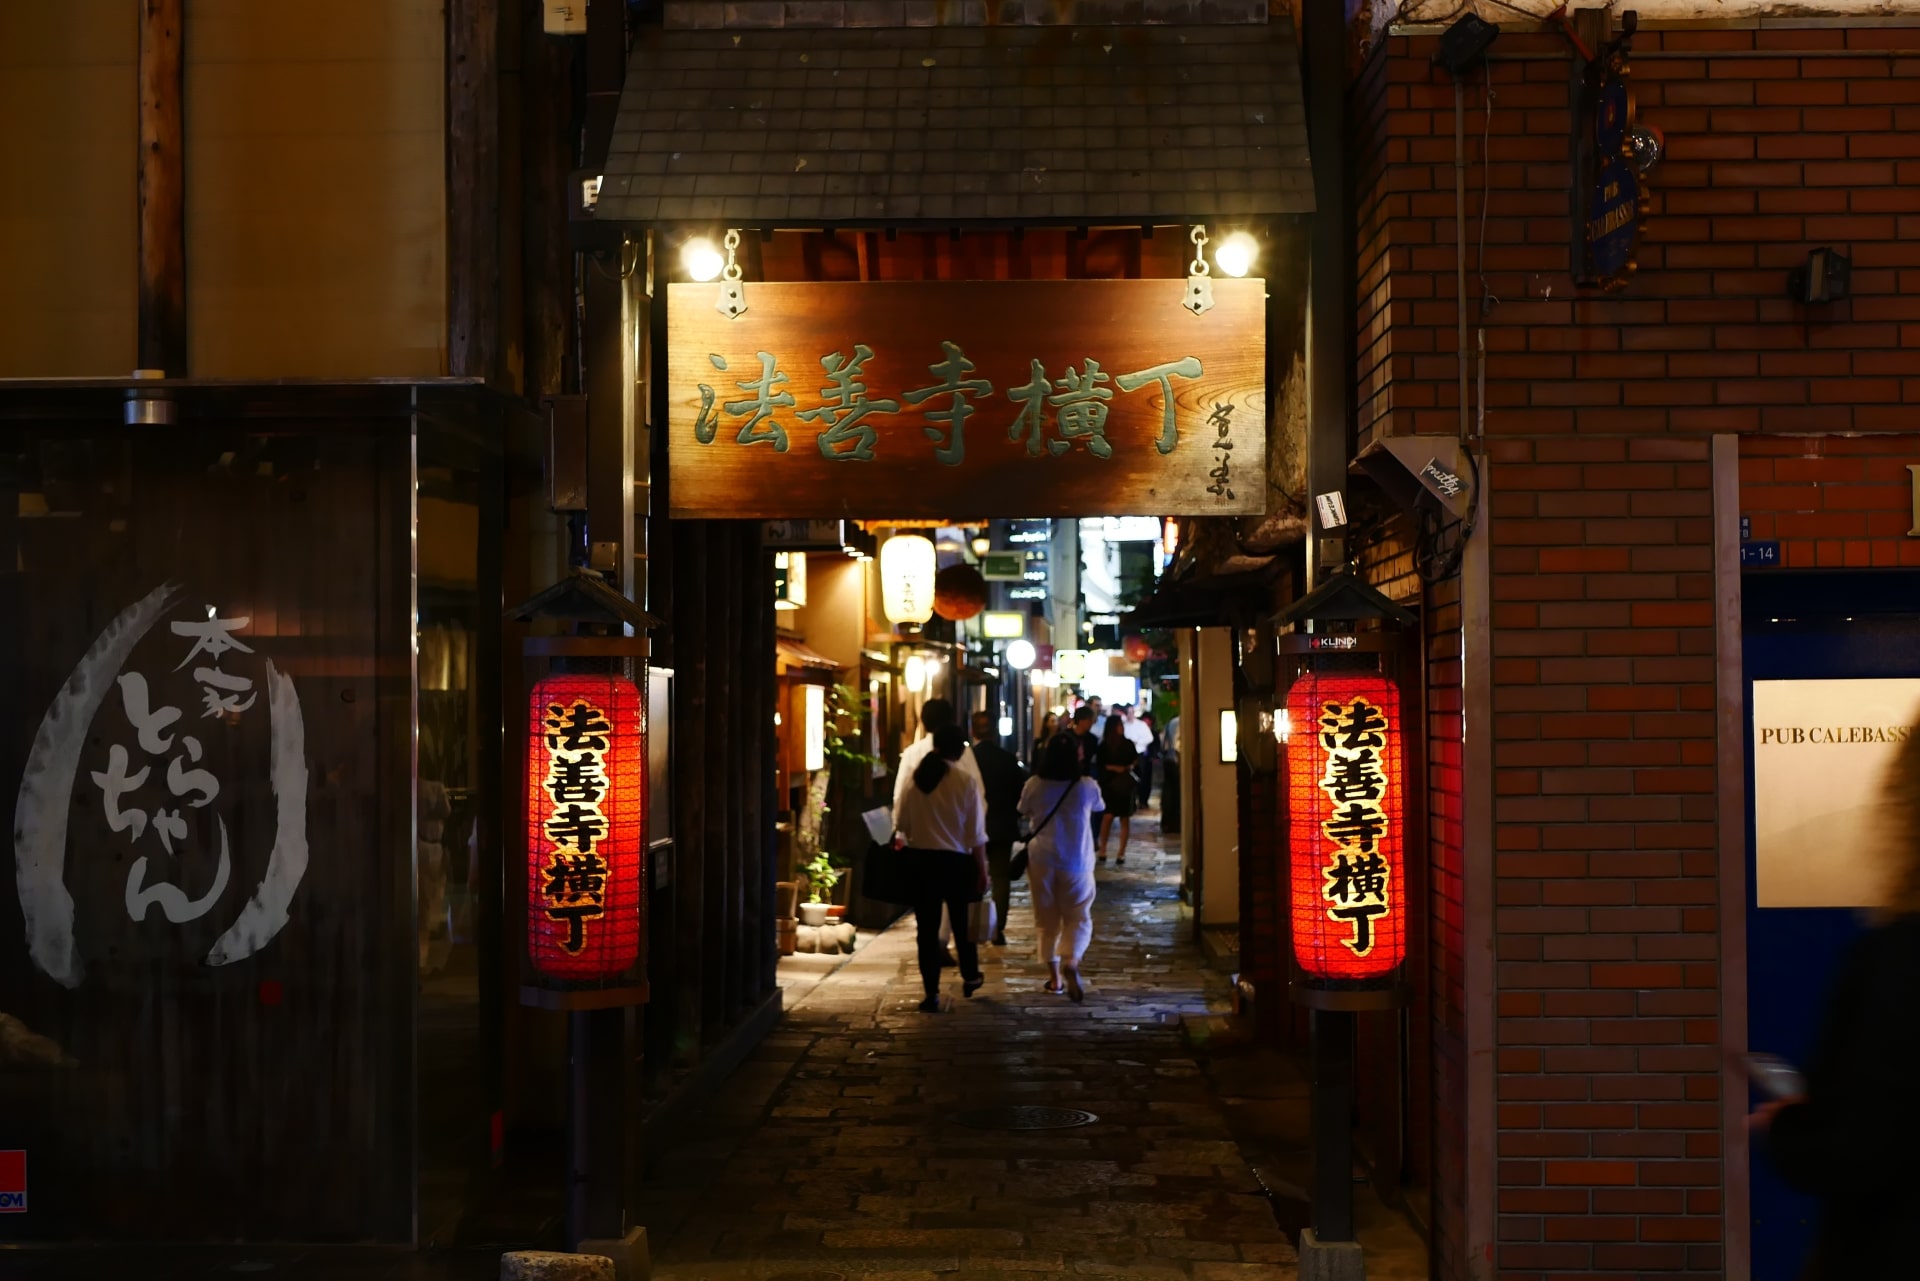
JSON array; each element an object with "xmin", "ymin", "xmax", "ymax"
[{"xmin": 798, "ymin": 850, "xmax": 841, "ymax": 927}]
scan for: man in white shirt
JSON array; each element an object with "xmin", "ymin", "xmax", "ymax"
[{"xmin": 1121, "ymin": 704, "xmax": 1153, "ymax": 752}]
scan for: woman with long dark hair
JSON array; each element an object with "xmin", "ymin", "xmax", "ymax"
[
  {"xmin": 1017, "ymin": 731, "xmax": 1105, "ymax": 1001},
  {"xmin": 1095, "ymin": 712, "xmax": 1140, "ymax": 864},
  {"xmin": 892, "ymin": 724, "xmax": 988, "ymax": 1012}
]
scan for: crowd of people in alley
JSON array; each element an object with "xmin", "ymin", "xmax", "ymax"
[{"xmin": 889, "ymin": 696, "xmax": 1178, "ymax": 1012}]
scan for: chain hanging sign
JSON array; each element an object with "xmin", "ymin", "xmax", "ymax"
[{"xmin": 666, "ymin": 279, "xmax": 1267, "ymax": 519}]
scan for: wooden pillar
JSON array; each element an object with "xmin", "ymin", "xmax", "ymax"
[
  {"xmin": 137, "ymin": 0, "xmax": 186, "ymax": 374},
  {"xmin": 447, "ymin": 0, "xmax": 501, "ymax": 382},
  {"xmin": 520, "ymin": 14, "xmax": 573, "ymax": 401},
  {"xmin": 749, "ymin": 529, "xmax": 777, "ymax": 1001},
  {"xmin": 671, "ymin": 522, "xmax": 708, "ymax": 1066},
  {"xmin": 701, "ymin": 525, "xmax": 734, "ymax": 1041}
]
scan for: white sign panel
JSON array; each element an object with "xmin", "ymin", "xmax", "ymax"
[{"xmin": 1751, "ymin": 678, "xmax": 1920, "ymax": 909}]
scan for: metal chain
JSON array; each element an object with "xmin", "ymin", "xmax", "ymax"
[
  {"xmin": 723, "ymin": 228, "xmax": 743, "ymax": 282},
  {"xmin": 1188, "ymin": 225, "xmax": 1210, "ymax": 277}
]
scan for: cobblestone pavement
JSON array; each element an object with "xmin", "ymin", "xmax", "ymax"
[{"xmin": 634, "ymin": 813, "xmax": 1303, "ymax": 1280}]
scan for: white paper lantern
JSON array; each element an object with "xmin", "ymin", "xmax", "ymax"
[{"xmin": 880, "ymin": 535, "xmax": 936, "ymax": 624}]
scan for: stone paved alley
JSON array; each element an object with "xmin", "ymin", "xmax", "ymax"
[{"xmin": 631, "ymin": 817, "xmax": 1306, "ymax": 1281}]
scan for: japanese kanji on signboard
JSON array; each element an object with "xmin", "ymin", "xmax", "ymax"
[
  {"xmin": 1285, "ymin": 669, "xmax": 1406, "ymax": 984},
  {"xmin": 526, "ymin": 673, "xmax": 644, "ymax": 981},
  {"xmin": 666, "ymin": 279, "xmax": 1267, "ymax": 519}
]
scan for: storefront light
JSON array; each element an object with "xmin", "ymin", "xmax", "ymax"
[
  {"xmin": 1055, "ymin": 649, "xmax": 1088, "ymax": 682},
  {"xmin": 1214, "ymin": 231, "xmax": 1259, "ymax": 278},
  {"xmin": 801, "ymin": 683, "xmax": 825, "ymax": 772},
  {"xmin": 773, "ymin": 551, "xmax": 807, "ymax": 610},
  {"xmin": 682, "ymin": 236, "xmax": 725, "ymax": 282},
  {"xmin": 1005, "ymin": 638, "xmax": 1037, "ymax": 670},
  {"xmin": 903, "ymin": 654, "xmax": 928, "ymax": 693},
  {"xmin": 971, "ymin": 534, "xmax": 991, "ymax": 557},
  {"xmin": 880, "ymin": 534, "xmax": 937, "ymax": 624}
]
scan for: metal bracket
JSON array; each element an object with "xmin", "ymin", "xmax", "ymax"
[
  {"xmin": 715, "ymin": 228, "xmax": 748, "ymax": 319},
  {"xmin": 1182, "ymin": 224, "xmax": 1215, "ymax": 315}
]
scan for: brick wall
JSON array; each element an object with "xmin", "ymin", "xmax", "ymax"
[
  {"xmin": 1741, "ymin": 433, "xmax": 1920, "ymax": 566},
  {"xmin": 1349, "ymin": 20, "xmax": 1920, "ymax": 1279}
]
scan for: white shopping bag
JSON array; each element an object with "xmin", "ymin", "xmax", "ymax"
[{"xmin": 968, "ymin": 899, "xmax": 998, "ymax": 944}]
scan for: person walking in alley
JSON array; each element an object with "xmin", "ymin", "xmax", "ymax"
[
  {"xmin": 1018, "ymin": 731, "xmax": 1105, "ymax": 1002},
  {"xmin": 895, "ymin": 697, "xmax": 984, "ymax": 967},
  {"xmin": 1123, "ymin": 705, "xmax": 1156, "ymax": 811},
  {"xmin": 892, "ymin": 724, "xmax": 989, "ymax": 1012},
  {"xmin": 1160, "ymin": 711, "xmax": 1182, "ymax": 830},
  {"xmin": 1749, "ymin": 729, "xmax": 1920, "ymax": 1276},
  {"xmin": 1095, "ymin": 712, "xmax": 1140, "ymax": 865},
  {"xmin": 970, "ymin": 711, "xmax": 1027, "ymax": 947}
]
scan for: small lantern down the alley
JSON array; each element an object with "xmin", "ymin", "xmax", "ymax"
[
  {"xmin": 526, "ymin": 672, "xmax": 645, "ymax": 981},
  {"xmin": 880, "ymin": 533, "xmax": 936, "ymax": 624},
  {"xmin": 1286, "ymin": 669, "xmax": 1406, "ymax": 984}
]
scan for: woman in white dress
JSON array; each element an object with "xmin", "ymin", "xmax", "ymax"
[{"xmin": 1017, "ymin": 731, "xmax": 1106, "ymax": 1002}]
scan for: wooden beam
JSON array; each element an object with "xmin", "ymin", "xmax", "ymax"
[
  {"xmin": 137, "ymin": 0, "xmax": 186, "ymax": 374},
  {"xmin": 447, "ymin": 0, "xmax": 501, "ymax": 382}
]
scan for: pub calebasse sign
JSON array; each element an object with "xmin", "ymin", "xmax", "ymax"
[{"xmin": 666, "ymin": 280, "xmax": 1267, "ymax": 519}]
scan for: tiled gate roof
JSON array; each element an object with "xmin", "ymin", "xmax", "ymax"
[{"xmin": 599, "ymin": 21, "xmax": 1314, "ymax": 224}]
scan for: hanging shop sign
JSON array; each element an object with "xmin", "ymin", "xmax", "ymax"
[
  {"xmin": 1286, "ymin": 669, "xmax": 1406, "ymax": 991},
  {"xmin": 1583, "ymin": 44, "xmax": 1650, "ymax": 290},
  {"xmin": 667, "ymin": 280, "xmax": 1266, "ymax": 519},
  {"xmin": 526, "ymin": 674, "xmax": 645, "ymax": 981},
  {"xmin": 1751, "ymin": 678, "xmax": 1920, "ymax": 909}
]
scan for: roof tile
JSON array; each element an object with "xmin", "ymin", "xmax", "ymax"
[{"xmin": 602, "ymin": 22, "xmax": 1313, "ymax": 223}]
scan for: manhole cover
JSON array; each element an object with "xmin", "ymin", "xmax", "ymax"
[{"xmin": 950, "ymin": 1105, "xmax": 1099, "ymax": 1130}]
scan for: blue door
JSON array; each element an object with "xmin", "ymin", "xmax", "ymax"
[{"xmin": 1743, "ymin": 570, "xmax": 1920, "ymax": 1279}]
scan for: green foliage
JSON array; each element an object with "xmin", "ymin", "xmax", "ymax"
[
  {"xmin": 823, "ymin": 682, "xmax": 878, "ymax": 768},
  {"xmin": 802, "ymin": 850, "xmax": 841, "ymax": 904}
]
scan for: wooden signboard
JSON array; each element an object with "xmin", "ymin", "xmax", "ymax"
[{"xmin": 667, "ymin": 280, "xmax": 1267, "ymax": 519}]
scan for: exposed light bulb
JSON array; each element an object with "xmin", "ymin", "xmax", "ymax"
[
  {"xmin": 682, "ymin": 237, "xmax": 724, "ymax": 282},
  {"xmin": 1214, "ymin": 231, "xmax": 1259, "ymax": 278}
]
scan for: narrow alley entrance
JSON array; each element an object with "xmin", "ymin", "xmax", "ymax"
[{"xmin": 632, "ymin": 815, "xmax": 1302, "ymax": 1279}]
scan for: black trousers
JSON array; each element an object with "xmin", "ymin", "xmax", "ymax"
[{"xmin": 912, "ymin": 850, "xmax": 982, "ymax": 997}]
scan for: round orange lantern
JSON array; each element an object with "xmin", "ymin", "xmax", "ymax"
[
  {"xmin": 932, "ymin": 563, "xmax": 988, "ymax": 621},
  {"xmin": 526, "ymin": 673, "xmax": 645, "ymax": 981},
  {"xmin": 1285, "ymin": 668, "xmax": 1405, "ymax": 987}
]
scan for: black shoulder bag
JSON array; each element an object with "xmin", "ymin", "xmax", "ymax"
[{"xmin": 1008, "ymin": 781, "xmax": 1075, "ymax": 883}]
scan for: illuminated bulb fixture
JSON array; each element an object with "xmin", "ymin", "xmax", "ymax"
[
  {"xmin": 1162, "ymin": 516, "xmax": 1181, "ymax": 558},
  {"xmin": 1213, "ymin": 231, "xmax": 1259, "ymax": 278},
  {"xmin": 879, "ymin": 533, "xmax": 937, "ymax": 624},
  {"xmin": 971, "ymin": 534, "xmax": 991, "ymax": 557},
  {"xmin": 682, "ymin": 236, "xmax": 725, "ymax": 282},
  {"xmin": 1005, "ymin": 639, "xmax": 1037, "ymax": 671},
  {"xmin": 903, "ymin": 654, "xmax": 928, "ymax": 693}
]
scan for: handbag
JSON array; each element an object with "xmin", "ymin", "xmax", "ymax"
[
  {"xmin": 968, "ymin": 898, "xmax": 998, "ymax": 944},
  {"xmin": 1008, "ymin": 781, "xmax": 1075, "ymax": 882},
  {"xmin": 861, "ymin": 833, "xmax": 918, "ymax": 906}
]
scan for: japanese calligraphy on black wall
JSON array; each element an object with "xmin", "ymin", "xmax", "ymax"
[
  {"xmin": 667, "ymin": 280, "xmax": 1267, "ymax": 519},
  {"xmin": 14, "ymin": 584, "xmax": 309, "ymax": 988}
]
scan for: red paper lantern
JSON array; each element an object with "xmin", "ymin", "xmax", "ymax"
[
  {"xmin": 1285, "ymin": 668, "xmax": 1405, "ymax": 984},
  {"xmin": 526, "ymin": 673, "xmax": 645, "ymax": 981}
]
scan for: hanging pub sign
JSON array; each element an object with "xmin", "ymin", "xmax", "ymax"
[
  {"xmin": 1285, "ymin": 668, "xmax": 1407, "ymax": 998},
  {"xmin": 526, "ymin": 673, "xmax": 644, "ymax": 981},
  {"xmin": 1583, "ymin": 42, "xmax": 1650, "ymax": 291},
  {"xmin": 666, "ymin": 279, "xmax": 1267, "ymax": 519}
]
